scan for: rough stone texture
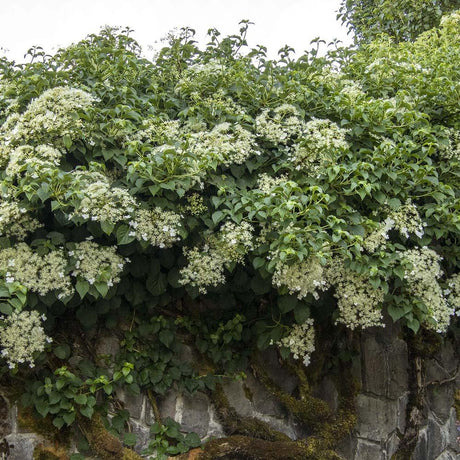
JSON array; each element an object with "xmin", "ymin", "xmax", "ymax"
[
  {"xmin": 180, "ymin": 392, "xmax": 210, "ymax": 437},
  {"xmin": 355, "ymin": 394, "xmax": 404, "ymax": 440},
  {"xmin": 1, "ymin": 324, "xmax": 459, "ymax": 460},
  {"xmin": 0, "ymin": 393, "xmax": 11, "ymax": 439},
  {"xmin": 4, "ymin": 433, "xmax": 42, "ymax": 460},
  {"xmin": 360, "ymin": 324, "xmax": 408, "ymax": 400},
  {"xmin": 354, "ymin": 439, "xmax": 385, "ymax": 460}
]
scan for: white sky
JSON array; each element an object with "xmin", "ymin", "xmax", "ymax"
[{"xmin": 0, "ymin": 0, "xmax": 351, "ymax": 62}]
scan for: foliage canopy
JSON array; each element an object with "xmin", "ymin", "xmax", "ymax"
[{"xmin": 0, "ymin": 7, "xmax": 459, "ymax": 452}]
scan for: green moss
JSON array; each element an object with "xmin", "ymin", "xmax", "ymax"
[
  {"xmin": 200, "ymin": 435, "xmax": 342, "ymax": 460},
  {"xmin": 210, "ymin": 383, "xmax": 291, "ymax": 442},
  {"xmin": 18, "ymin": 407, "xmax": 70, "ymax": 446},
  {"xmin": 78, "ymin": 413, "xmax": 143, "ymax": 460},
  {"xmin": 33, "ymin": 445, "xmax": 69, "ymax": 460}
]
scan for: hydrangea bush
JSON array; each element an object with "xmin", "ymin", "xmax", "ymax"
[{"xmin": 0, "ymin": 11, "xmax": 459, "ymax": 443}]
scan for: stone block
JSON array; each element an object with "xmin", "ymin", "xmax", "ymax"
[
  {"xmin": 356, "ymin": 394, "xmax": 401, "ymax": 441},
  {"xmin": 0, "ymin": 394, "xmax": 11, "ymax": 438},
  {"xmin": 355, "ymin": 438, "xmax": 384, "ymax": 460},
  {"xmin": 313, "ymin": 377, "xmax": 339, "ymax": 413},
  {"xmin": 4, "ymin": 433, "xmax": 42, "ymax": 460},
  {"xmin": 361, "ymin": 332, "xmax": 408, "ymax": 400},
  {"xmin": 181, "ymin": 392, "xmax": 210, "ymax": 437}
]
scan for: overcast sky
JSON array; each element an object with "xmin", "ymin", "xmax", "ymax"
[{"xmin": 0, "ymin": 0, "xmax": 351, "ymax": 62}]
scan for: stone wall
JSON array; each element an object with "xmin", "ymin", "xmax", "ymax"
[{"xmin": 1, "ymin": 323, "xmax": 459, "ymax": 459}]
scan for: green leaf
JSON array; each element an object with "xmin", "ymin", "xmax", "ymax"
[
  {"xmin": 63, "ymin": 411, "xmax": 76, "ymax": 425},
  {"xmin": 277, "ymin": 295, "xmax": 297, "ymax": 314},
  {"xmin": 212, "ymin": 210, "xmax": 224, "ymax": 224},
  {"xmin": 75, "ymin": 279, "xmax": 89, "ymax": 299},
  {"xmin": 159, "ymin": 329, "xmax": 174, "ymax": 347},
  {"xmin": 35, "ymin": 399, "xmax": 50, "ymax": 417},
  {"xmin": 100, "ymin": 220, "xmax": 115, "ymax": 235},
  {"xmin": 95, "ymin": 282, "xmax": 109, "ymax": 297},
  {"xmin": 79, "ymin": 406, "xmax": 94, "ymax": 419},
  {"xmin": 74, "ymin": 394, "xmax": 87, "ymax": 405},
  {"xmin": 294, "ymin": 303, "xmax": 311, "ymax": 324},
  {"xmin": 54, "ymin": 344, "xmax": 71, "ymax": 360},
  {"xmin": 123, "ymin": 432, "xmax": 137, "ymax": 447},
  {"xmin": 116, "ymin": 224, "xmax": 135, "ymax": 245},
  {"xmin": 63, "ymin": 134, "xmax": 72, "ymax": 149},
  {"xmin": 53, "ymin": 417, "xmax": 65, "ymax": 429}
]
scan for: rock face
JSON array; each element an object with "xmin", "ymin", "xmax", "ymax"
[{"xmin": 1, "ymin": 325, "xmax": 459, "ymax": 459}]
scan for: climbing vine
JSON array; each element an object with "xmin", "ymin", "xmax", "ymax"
[{"xmin": 0, "ymin": 7, "xmax": 459, "ymax": 458}]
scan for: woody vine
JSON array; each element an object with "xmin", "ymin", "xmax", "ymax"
[{"xmin": 0, "ymin": 6, "xmax": 459, "ymax": 458}]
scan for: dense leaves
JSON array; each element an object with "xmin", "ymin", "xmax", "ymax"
[{"xmin": 0, "ymin": 8, "xmax": 459, "ymax": 447}]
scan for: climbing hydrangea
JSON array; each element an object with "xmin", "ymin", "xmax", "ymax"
[
  {"xmin": 255, "ymin": 104, "xmax": 305, "ymax": 144},
  {"xmin": 180, "ymin": 221, "xmax": 253, "ymax": 293},
  {"xmin": 179, "ymin": 247, "xmax": 226, "ymax": 294},
  {"xmin": 292, "ymin": 119, "xmax": 349, "ymax": 172},
  {"xmin": 191, "ymin": 122, "xmax": 257, "ymax": 166},
  {"xmin": 272, "ymin": 257, "xmax": 329, "ymax": 300},
  {"xmin": 0, "ymin": 199, "xmax": 41, "ymax": 240},
  {"xmin": 6, "ymin": 144, "xmax": 62, "ymax": 177},
  {"xmin": 0, "ymin": 311, "xmax": 51, "ymax": 369},
  {"xmin": 276, "ymin": 318, "xmax": 316, "ymax": 367},
  {"xmin": 130, "ymin": 208, "xmax": 182, "ymax": 248},
  {"xmin": 402, "ymin": 247, "xmax": 453, "ymax": 332},
  {"xmin": 0, "ymin": 244, "xmax": 73, "ymax": 298},
  {"xmin": 0, "ymin": 86, "xmax": 94, "ymax": 156},
  {"xmin": 69, "ymin": 241, "xmax": 126, "ymax": 287},
  {"xmin": 73, "ymin": 181, "xmax": 137, "ymax": 223},
  {"xmin": 327, "ymin": 259, "xmax": 384, "ymax": 329}
]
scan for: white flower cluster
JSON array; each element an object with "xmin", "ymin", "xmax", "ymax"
[
  {"xmin": 179, "ymin": 247, "xmax": 226, "ymax": 294},
  {"xmin": 5, "ymin": 144, "xmax": 62, "ymax": 177},
  {"xmin": 0, "ymin": 87, "xmax": 94, "ymax": 152},
  {"xmin": 130, "ymin": 208, "xmax": 182, "ymax": 248},
  {"xmin": 363, "ymin": 202, "xmax": 425, "ymax": 252},
  {"xmin": 276, "ymin": 318, "xmax": 315, "ymax": 367},
  {"xmin": 180, "ymin": 221, "xmax": 254, "ymax": 293},
  {"xmin": 255, "ymin": 104, "xmax": 305, "ymax": 144},
  {"xmin": 126, "ymin": 119, "xmax": 182, "ymax": 146},
  {"xmin": 390, "ymin": 201, "xmax": 425, "ymax": 239},
  {"xmin": 0, "ymin": 199, "xmax": 41, "ymax": 240},
  {"xmin": 363, "ymin": 218, "xmax": 395, "ymax": 253},
  {"xmin": 438, "ymin": 129, "xmax": 460, "ymax": 161},
  {"xmin": 191, "ymin": 122, "xmax": 257, "ymax": 166},
  {"xmin": 0, "ymin": 310, "xmax": 51, "ymax": 369},
  {"xmin": 214, "ymin": 221, "xmax": 254, "ymax": 264},
  {"xmin": 402, "ymin": 247, "xmax": 453, "ymax": 332},
  {"xmin": 327, "ymin": 259, "xmax": 384, "ymax": 329},
  {"xmin": 272, "ymin": 257, "xmax": 328, "ymax": 300},
  {"xmin": 292, "ymin": 119, "xmax": 349, "ymax": 172},
  {"xmin": 0, "ymin": 244, "xmax": 73, "ymax": 298},
  {"xmin": 182, "ymin": 193, "xmax": 207, "ymax": 216},
  {"xmin": 74, "ymin": 181, "xmax": 137, "ymax": 223},
  {"xmin": 257, "ymin": 173, "xmax": 288, "ymax": 194},
  {"xmin": 445, "ymin": 273, "xmax": 460, "ymax": 316},
  {"xmin": 70, "ymin": 241, "xmax": 126, "ymax": 286}
]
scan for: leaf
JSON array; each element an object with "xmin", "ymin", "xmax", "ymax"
[
  {"xmin": 123, "ymin": 432, "xmax": 137, "ymax": 447},
  {"xmin": 53, "ymin": 417, "xmax": 65, "ymax": 429},
  {"xmin": 79, "ymin": 406, "xmax": 94, "ymax": 419},
  {"xmin": 277, "ymin": 295, "xmax": 297, "ymax": 314},
  {"xmin": 63, "ymin": 411, "xmax": 76, "ymax": 426},
  {"xmin": 54, "ymin": 344, "xmax": 71, "ymax": 360},
  {"xmin": 116, "ymin": 224, "xmax": 135, "ymax": 245},
  {"xmin": 159, "ymin": 329, "xmax": 174, "ymax": 347},
  {"xmin": 95, "ymin": 282, "xmax": 109, "ymax": 297},
  {"xmin": 35, "ymin": 399, "xmax": 50, "ymax": 417},
  {"xmin": 75, "ymin": 279, "xmax": 89, "ymax": 299},
  {"xmin": 212, "ymin": 210, "xmax": 224, "ymax": 224},
  {"xmin": 294, "ymin": 303, "xmax": 311, "ymax": 324},
  {"xmin": 100, "ymin": 220, "xmax": 115, "ymax": 235},
  {"xmin": 74, "ymin": 394, "xmax": 87, "ymax": 405}
]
